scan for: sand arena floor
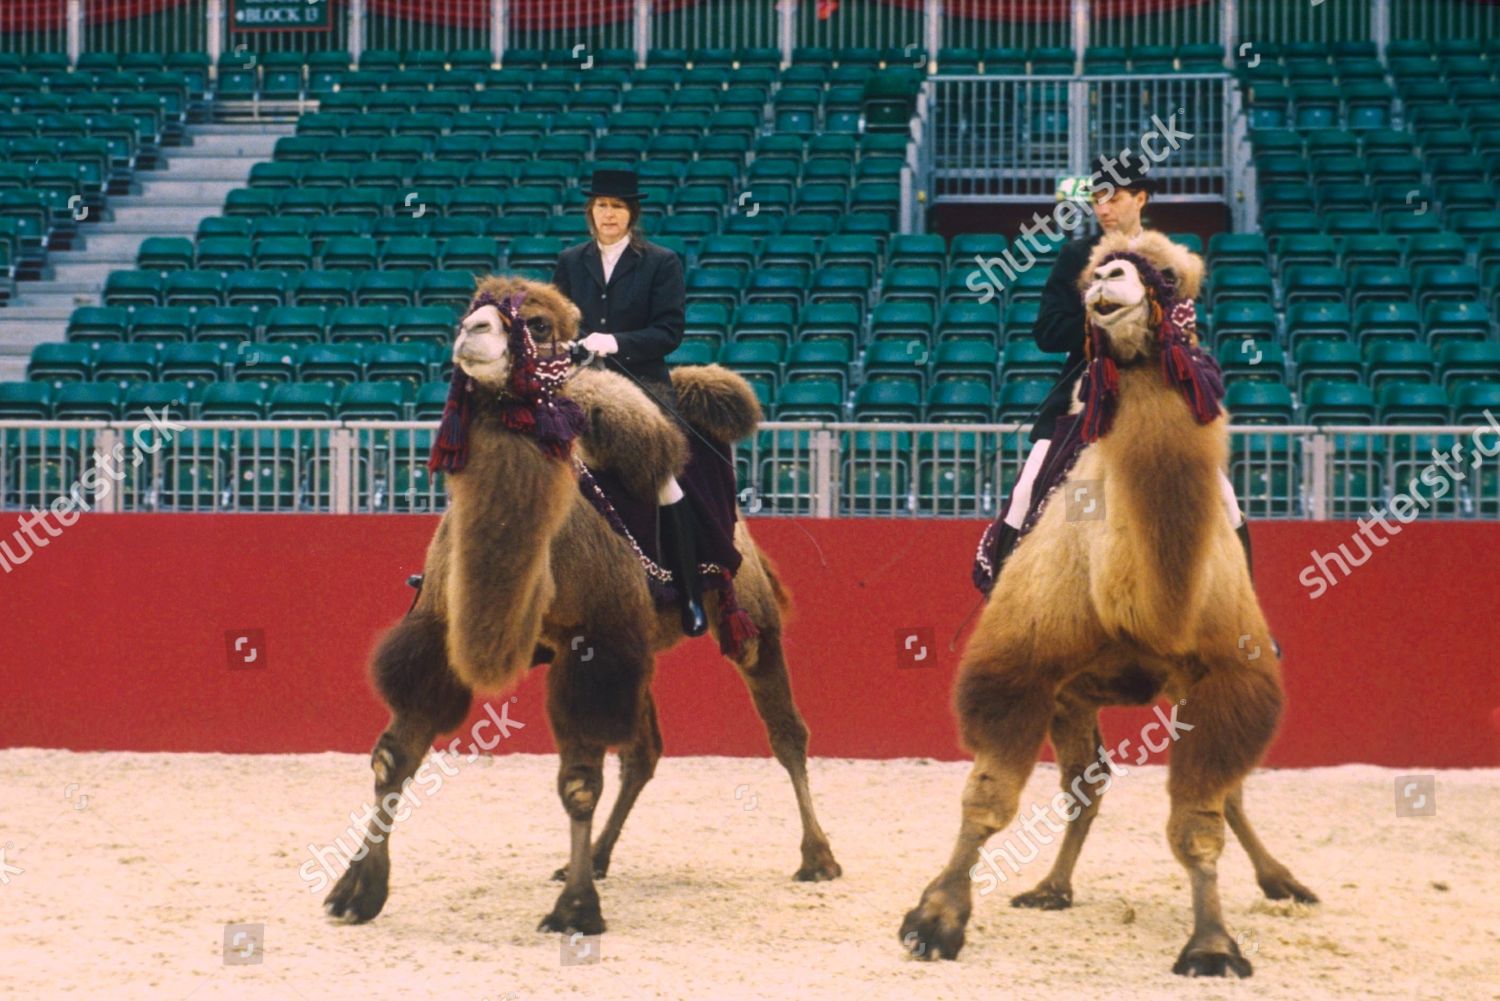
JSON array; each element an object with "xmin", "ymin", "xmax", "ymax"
[{"xmin": 2, "ymin": 749, "xmax": 1497, "ymax": 1001}]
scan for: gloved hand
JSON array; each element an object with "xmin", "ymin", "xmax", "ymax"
[{"xmin": 579, "ymin": 332, "xmax": 619, "ymax": 356}]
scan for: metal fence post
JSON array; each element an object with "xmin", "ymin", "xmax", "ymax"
[
  {"xmin": 91, "ymin": 428, "xmax": 119, "ymax": 514},
  {"xmin": 348, "ymin": 0, "xmax": 365, "ymax": 66},
  {"xmin": 924, "ymin": 0, "xmax": 941, "ymax": 73},
  {"xmin": 491, "ymin": 0, "xmax": 505, "ymax": 66},
  {"xmin": 1221, "ymin": 0, "xmax": 1237, "ymax": 67},
  {"xmin": 206, "ymin": 0, "xmax": 224, "ymax": 73},
  {"xmin": 812, "ymin": 429, "xmax": 836, "ymax": 518},
  {"xmin": 635, "ymin": 0, "xmax": 650, "ymax": 68},
  {"xmin": 1304, "ymin": 433, "xmax": 1330, "ymax": 521},
  {"xmin": 1071, "ymin": 0, "xmax": 1088, "ymax": 75},
  {"xmin": 67, "ymin": 0, "xmax": 83, "ymax": 65},
  {"xmin": 1371, "ymin": 0, "xmax": 1390, "ymax": 58},
  {"xmin": 778, "ymin": 0, "xmax": 796, "ymax": 68},
  {"xmin": 331, "ymin": 429, "xmax": 355, "ymax": 514}
]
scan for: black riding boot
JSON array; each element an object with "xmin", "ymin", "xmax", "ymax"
[
  {"xmin": 1236, "ymin": 520, "xmax": 1282, "ymax": 658},
  {"xmin": 974, "ymin": 520, "xmax": 1021, "ymax": 595},
  {"xmin": 661, "ymin": 499, "xmax": 708, "ymax": 637}
]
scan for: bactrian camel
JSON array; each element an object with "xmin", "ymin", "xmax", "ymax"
[
  {"xmin": 324, "ymin": 275, "xmax": 840, "ymax": 935},
  {"xmin": 900, "ymin": 231, "xmax": 1316, "ymax": 977}
]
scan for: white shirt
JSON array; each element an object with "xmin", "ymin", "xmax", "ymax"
[{"xmin": 597, "ymin": 238, "xmax": 628, "ymax": 284}]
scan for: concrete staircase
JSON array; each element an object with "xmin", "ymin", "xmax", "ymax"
[{"xmin": 0, "ymin": 123, "xmax": 292, "ymax": 382}]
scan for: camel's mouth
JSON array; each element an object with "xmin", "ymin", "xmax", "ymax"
[{"xmin": 1094, "ymin": 301, "xmax": 1124, "ymax": 317}]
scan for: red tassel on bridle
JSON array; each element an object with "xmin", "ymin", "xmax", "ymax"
[
  {"xmin": 1078, "ymin": 322, "xmax": 1120, "ymax": 443},
  {"xmin": 428, "ymin": 362, "xmax": 473, "ymax": 473},
  {"xmin": 1159, "ymin": 298, "xmax": 1224, "ymax": 425}
]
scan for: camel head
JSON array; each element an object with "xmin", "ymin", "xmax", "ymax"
[
  {"xmin": 1072, "ymin": 231, "xmax": 1219, "ymax": 441},
  {"xmin": 1078, "ymin": 231, "xmax": 1204, "ymax": 366},
  {"xmin": 428, "ymin": 274, "xmax": 589, "ymax": 473},
  {"xmin": 453, "ymin": 275, "xmax": 584, "ymax": 391}
]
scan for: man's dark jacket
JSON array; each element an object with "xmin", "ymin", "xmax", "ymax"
[
  {"xmin": 1029, "ymin": 232, "xmax": 1102, "ymax": 443},
  {"xmin": 552, "ymin": 238, "xmax": 685, "ymax": 389}
]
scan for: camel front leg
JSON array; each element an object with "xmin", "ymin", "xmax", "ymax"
[
  {"xmin": 326, "ymin": 612, "xmax": 473, "ymax": 924},
  {"xmin": 1166, "ymin": 659, "xmax": 1283, "ymax": 977},
  {"xmin": 540, "ymin": 738, "xmax": 607, "ymax": 935},
  {"xmin": 1226, "ymin": 783, "xmax": 1319, "ymax": 904},
  {"xmin": 900, "ymin": 667, "xmax": 1054, "ymax": 960},
  {"xmin": 1011, "ymin": 701, "xmax": 1108, "ymax": 911},
  {"xmin": 552, "ymin": 693, "xmax": 663, "ymax": 882}
]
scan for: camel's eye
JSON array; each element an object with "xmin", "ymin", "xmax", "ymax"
[{"xmin": 524, "ymin": 315, "xmax": 552, "ymax": 338}]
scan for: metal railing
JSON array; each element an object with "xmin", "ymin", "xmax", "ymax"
[
  {"xmin": 4, "ymin": 419, "xmax": 1497, "ymax": 519},
  {"xmin": 7, "ymin": 1, "xmax": 1500, "ymax": 65},
  {"xmin": 925, "ymin": 72, "xmax": 1234, "ymax": 204}
]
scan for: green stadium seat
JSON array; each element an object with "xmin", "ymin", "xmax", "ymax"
[
  {"xmin": 1379, "ymin": 382, "xmax": 1450, "ymax": 424},
  {"xmin": 92, "ymin": 342, "xmax": 158, "ymax": 388},
  {"xmin": 28, "ymin": 343, "xmax": 93, "ymax": 387},
  {"xmin": 1425, "ymin": 302, "xmax": 1492, "ymax": 349},
  {"xmin": 1415, "ymin": 265, "xmax": 1480, "ymax": 311},
  {"xmin": 138, "ymin": 236, "xmax": 194, "ymax": 271},
  {"xmin": 1355, "ymin": 301, "xmax": 1423, "ymax": 345},
  {"xmin": 1213, "ymin": 302, "xmax": 1278, "ymax": 341},
  {"xmin": 1294, "ymin": 341, "xmax": 1363, "ymax": 395},
  {"xmin": 223, "ymin": 270, "xmax": 288, "ymax": 310},
  {"xmin": 0, "ymin": 382, "xmax": 53, "ymax": 418},
  {"xmin": 129, "ymin": 305, "xmax": 194, "ymax": 343},
  {"xmin": 391, "ymin": 306, "xmax": 457, "ymax": 347},
  {"xmin": 870, "ymin": 302, "xmax": 934, "ymax": 345},
  {"xmin": 1224, "ymin": 381, "xmax": 1295, "ymax": 424},
  {"xmin": 1218, "ymin": 338, "xmax": 1286, "ymax": 382},
  {"xmin": 938, "ymin": 301, "xmax": 1001, "ymax": 342},
  {"xmin": 925, "ymin": 381, "xmax": 994, "ymax": 423},
  {"xmin": 1365, "ymin": 341, "xmax": 1436, "ymax": 393},
  {"xmin": 932, "ymin": 341, "xmax": 999, "ymax": 392},
  {"xmin": 732, "ymin": 303, "xmax": 797, "ymax": 348},
  {"xmin": 719, "ymin": 341, "xmax": 783, "ymax": 400},
  {"xmin": 996, "ymin": 380, "xmax": 1051, "ymax": 422},
  {"xmin": 53, "ymin": 381, "xmax": 123, "ymax": 419},
  {"xmin": 196, "ymin": 236, "xmax": 253, "ymax": 271},
  {"xmin": 796, "ymin": 302, "xmax": 861, "ymax": 352},
  {"xmin": 268, "ymin": 383, "xmax": 336, "ymax": 420},
  {"xmin": 1305, "ymin": 381, "xmax": 1377, "ymax": 424},
  {"xmin": 67, "ymin": 306, "xmax": 129, "ymax": 343},
  {"xmin": 418, "ymin": 272, "xmax": 476, "ymax": 310},
  {"xmin": 103, "ymin": 271, "xmax": 164, "ymax": 307},
  {"xmin": 339, "ymin": 381, "xmax": 409, "ymax": 420},
  {"xmin": 853, "ymin": 380, "xmax": 921, "ymax": 422},
  {"xmin": 327, "ymin": 307, "xmax": 391, "ymax": 346},
  {"xmin": 159, "ymin": 343, "xmax": 225, "ymax": 391}
]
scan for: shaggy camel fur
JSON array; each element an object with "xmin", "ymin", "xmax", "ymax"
[
  {"xmin": 324, "ymin": 276, "xmax": 841, "ymax": 934},
  {"xmin": 900, "ymin": 232, "xmax": 1315, "ymax": 977}
]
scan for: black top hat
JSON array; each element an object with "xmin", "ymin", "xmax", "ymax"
[
  {"xmin": 1091, "ymin": 152, "xmax": 1156, "ymax": 194},
  {"xmin": 584, "ymin": 168, "xmax": 646, "ymax": 201}
]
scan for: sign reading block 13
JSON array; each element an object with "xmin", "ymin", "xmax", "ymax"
[{"xmin": 230, "ymin": 0, "xmax": 332, "ymax": 32}]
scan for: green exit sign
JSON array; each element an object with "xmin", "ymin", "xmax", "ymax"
[{"xmin": 230, "ymin": 0, "xmax": 332, "ymax": 32}]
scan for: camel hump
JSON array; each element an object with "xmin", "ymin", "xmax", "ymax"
[
  {"xmin": 565, "ymin": 367, "xmax": 690, "ymax": 500},
  {"xmin": 669, "ymin": 364, "xmax": 763, "ymax": 443}
]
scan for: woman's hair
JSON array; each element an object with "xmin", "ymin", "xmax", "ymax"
[{"xmin": 584, "ymin": 195, "xmax": 645, "ymax": 247}]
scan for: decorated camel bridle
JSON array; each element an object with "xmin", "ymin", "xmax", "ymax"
[
  {"xmin": 428, "ymin": 290, "xmax": 587, "ymax": 473},
  {"xmin": 1077, "ymin": 249, "xmax": 1225, "ymax": 443}
]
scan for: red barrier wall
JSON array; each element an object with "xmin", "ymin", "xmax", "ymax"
[{"xmin": 2, "ymin": 514, "xmax": 1497, "ymax": 767}]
